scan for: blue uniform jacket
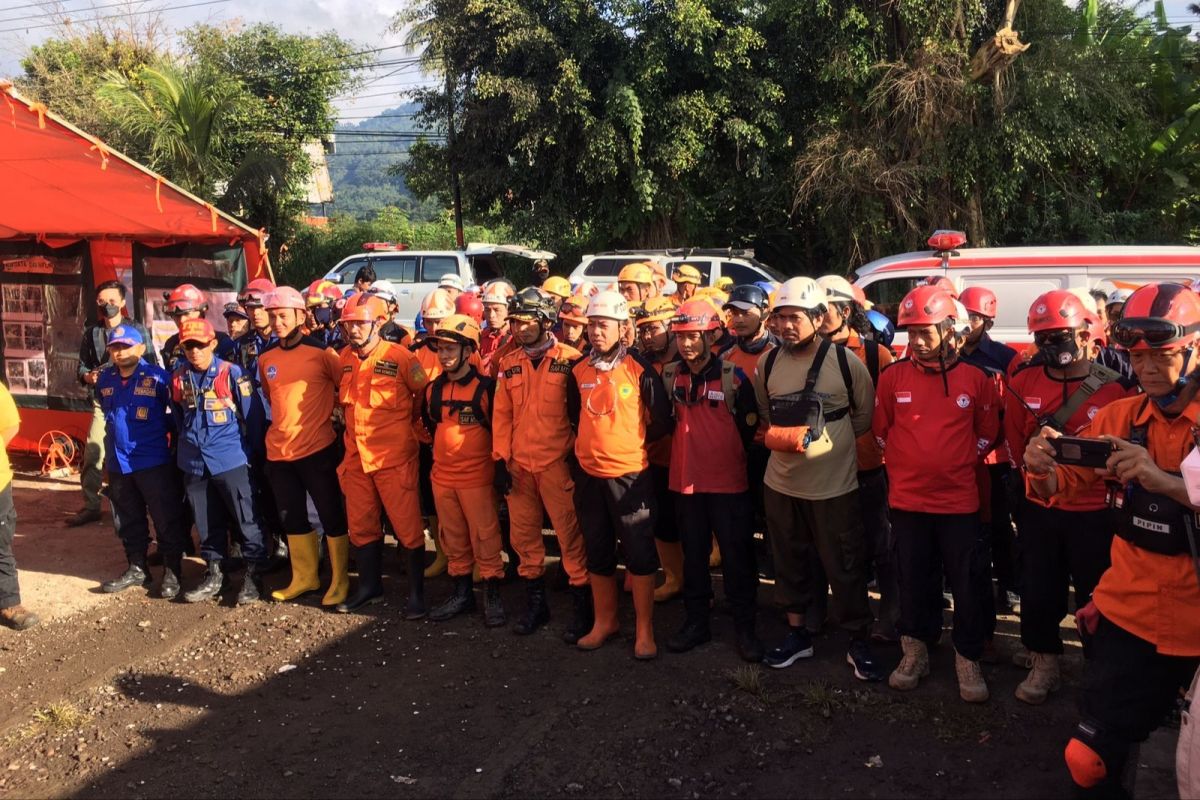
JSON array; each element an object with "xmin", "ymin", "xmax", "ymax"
[
  {"xmin": 234, "ymin": 330, "xmax": 275, "ymax": 436},
  {"xmin": 961, "ymin": 334, "xmax": 1018, "ymax": 377},
  {"xmin": 169, "ymin": 358, "xmax": 254, "ymax": 477},
  {"xmin": 96, "ymin": 360, "xmax": 174, "ymax": 475}
]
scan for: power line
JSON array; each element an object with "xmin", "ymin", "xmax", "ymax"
[
  {"xmin": 0, "ymin": 0, "xmax": 230, "ymax": 34},
  {"xmin": 0, "ymin": 0, "xmax": 154, "ymax": 25}
]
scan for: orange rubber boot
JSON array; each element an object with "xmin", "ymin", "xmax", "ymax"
[
  {"xmin": 577, "ymin": 574, "xmax": 620, "ymax": 651},
  {"xmin": 631, "ymin": 574, "xmax": 658, "ymax": 660},
  {"xmin": 653, "ymin": 540, "xmax": 683, "ymax": 603}
]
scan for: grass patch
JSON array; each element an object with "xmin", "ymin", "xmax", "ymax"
[
  {"xmin": 31, "ymin": 702, "xmax": 91, "ymax": 732},
  {"xmin": 729, "ymin": 665, "xmax": 770, "ymax": 702}
]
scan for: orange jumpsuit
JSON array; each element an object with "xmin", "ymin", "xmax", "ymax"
[
  {"xmin": 492, "ymin": 341, "xmax": 588, "ymax": 586},
  {"xmin": 337, "ymin": 341, "xmax": 428, "ymax": 549},
  {"xmin": 423, "ymin": 367, "xmax": 504, "ymax": 579}
]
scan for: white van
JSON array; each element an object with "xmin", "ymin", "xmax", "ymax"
[
  {"xmin": 853, "ymin": 237, "xmax": 1200, "ymax": 346},
  {"xmin": 570, "ymin": 248, "xmax": 785, "ymax": 293}
]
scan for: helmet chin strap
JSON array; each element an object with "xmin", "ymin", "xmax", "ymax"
[
  {"xmin": 1152, "ymin": 346, "xmax": 1195, "ymax": 409},
  {"xmin": 351, "ymin": 323, "xmax": 378, "ymax": 355}
]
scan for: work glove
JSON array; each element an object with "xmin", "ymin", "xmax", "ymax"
[
  {"xmin": 493, "ymin": 459, "xmax": 513, "ymax": 496},
  {"xmin": 1075, "ymin": 599, "xmax": 1100, "ymax": 638}
]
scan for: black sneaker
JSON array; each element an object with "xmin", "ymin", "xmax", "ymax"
[
  {"xmin": 763, "ymin": 629, "xmax": 814, "ymax": 669},
  {"xmin": 846, "ymin": 639, "xmax": 883, "ymax": 682}
]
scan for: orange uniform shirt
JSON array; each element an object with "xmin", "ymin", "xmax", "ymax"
[
  {"xmin": 844, "ymin": 330, "xmax": 893, "ymax": 471},
  {"xmin": 339, "ymin": 340, "xmax": 428, "ymax": 472},
  {"xmin": 424, "ymin": 367, "xmax": 496, "ymax": 489},
  {"xmin": 412, "ymin": 337, "xmax": 482, "ymax": 383},
  {"xmin": 259, "ymin": 336, "xmax": 342, "ymax": 462},
  {"xmin": 492, "ymin": 341, "xmax": 581, "ymax": 472},
  {"xmin": 1035, "ymin": 394, "xmax": 1200, "ymax": 656},
  {"xmin": 569, "ymin": 352, "xmax": 672, "ymax": 479}
]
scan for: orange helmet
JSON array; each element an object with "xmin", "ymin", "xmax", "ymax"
[
  {"xmin": 429, "ymin": 314, "xmax": 481, "ymax": 348},
  {"xmin": 670, "ymin": 299, "xmax": 721, "ymax": 332},
  {"xmin": 617, "ymin": 262, "xmax": 655, "ymax": 285},
  {"xmin": 421, "ymin": 288, "xmax": 455, "ymax": 321},
  {"xmin": 632, "ymin": 296, "xmax": 676, "ymax": 327},
  {"xmin": 559, "ymin": 295, "xmax": 589, "ymax": 325},
  {"xmin": 305, "ymin": 279, "xmax": 342, "ymax": 307},
  {"xmin": 574, "ymin": 280, "xmax": 599, "ymax": 297},
  {"xmin": 339, "ymin": 293, "xmax": 389, "ymax": 324},
  {"xmin": 541, "ymin": 276, "xmax": 572, "ymax": 299},
  {"xmin": 960, "ymin": 286, "xmax": 998, "ymax": 319},
  {"xmin": 1110, "ymin": 282, "xmax": 1200, "ymax": 351},
  {"xmin": 164, "ymin": 283, "xmax": 207, "ymax": 315},
  {"xmin": 922, "ymin": 276, "xmax": 959, "ymax": 299},
  {"xmin": 1028, "ymin": 290, "xmax": 1090, "ymax": 334},
  {"xmin": 897, "ymin": 286, "xmax": 957, "ymax": 327}
]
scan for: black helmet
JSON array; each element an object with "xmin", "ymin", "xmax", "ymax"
[
  {"xmin": 508, "ymin": 286, "xmax": 557, "ymax": 323},
  {"xmin": 724, "ymin": 284, "xmax": 768, "ymax": 312}
]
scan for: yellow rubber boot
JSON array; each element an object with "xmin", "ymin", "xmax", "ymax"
[
  {"xmin": 709, "ymin": 535, "xmax": 722, "ymax": 568},
  {"xmin": 654, "ymin": 540, "xmax": 684, "ymax": 603},
  {"xmin": 321, "ymin": 535, "xmax": 350, "ymax": 607},
  {"xmin": 423, "ymin": 516, "xmax": 447, "ymax": 578},
  {"xmin": 271, "ymin": 532, "xmax": 320, "ymax": 601}
]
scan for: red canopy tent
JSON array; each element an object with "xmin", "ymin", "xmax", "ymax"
[{"xmin": 0, "ymin": 80, "xmax": 273, "ymax": 452}]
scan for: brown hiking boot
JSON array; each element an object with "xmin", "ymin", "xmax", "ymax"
[
  {"xmin": 1, "ymin": 605, "xmax": 40, "ymax": 631},
  {"xmin": 1015, "ymin": 652, "xmax": 1061, "ymax": 705},
  {"xmin": 955, "ymin": 653, "xmax": 989, "ymax": 703},
  {"xmin": 888, "ymin": 635, "xmax": 929, "ymax": 691}
]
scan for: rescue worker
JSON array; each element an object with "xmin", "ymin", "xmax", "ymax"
[
  {"xmin": 663, "ymin": 299, "xmax": 763, "ymax": 661},
  {"xmin": 480, "ymin": 283, "xmax": 514, "ymax": 366},
  {"xmin": 753, "ymin": 277, "xmax": 881, "ymax": 681},
  {"xmin": 633, "ymin": 296, "xmax": 684, "ymax": 602},
  {"xmin": 96, "ymin": 325, "xmax": 190, "ymax": 598},
  {"xmin": 557, "ymin": 295, "xmax": 590, "ymax": 354},
  {"xmin": 258, "ymin": 287, "xmax": 350, "ymax": 607},
  {"xmin": 223, "ymin": 302, "xmax": 250, "ymax": 340},
  {"xmin": 874, "ymin": 286, "xmax": 1000, "ymax": 702},
  {"xmin": 353, "ymin": 264, "xmax": 376, "ymax": 294},
  {"xmin": 336, "ymin": 293, "xmax": 430, "ymax": 616},
  {"xmin": 304, "ymin": 279, "xmax": 344, "ymax": 350},
  {"xmin": 617, "ymin": 263, "xmax": 658, "ymax": 305},
  {"xmin": 670, "ymin": 265, "xmax": 703, "ymax": 306},
  {"xmin": 720, "ymin": 285, "xmax": 777, "ymax": 382},
  {"xmin": 1024, "ymin": 282, "xmax": 1200, "ymax": 797},
  {"xmin": 421, "ymin": 314, "xmax": 506, "ymax": 626},
  {"xmin": 531, "ymin": 259, "xmax": 551, "ymax": 288},
  {"xmin": 71, "ymin": 280, "xmax": 157, "ymax": 527},
  {"xmin": 1006, "ymin": 290, "xmax": 1132, "ymax": 705},
  {"xmin": 957, "ymin": 286, "xmax": 1020, "ymax": 615},
  {"xmin": 817, "ymin": 274, "xmax": 898, "ymax": 641},
  {"xmin": 492, "ymin": 288, "xmax": 592, "ymax": 639},
  {"xmin": 456, "ymin": 292, "xmax": 484, "ymax": 324},
  {"xmin": 923, "ymin": 276, "xmax": 960, "ymax": 298},
  {"xmin": 566, "ymin": 291, "xmax": 674, "ymax": 659},
  {"xmin": 169, "ymin": 319, "xmax": 267, "ymax": 605},
  {"xmin": 438, "ymin": 273, "xmax": 465, "ymax": 302},
  {"xmin": 1105, "ymin": 287, "xmax": 1133, "ymax": 324},
  {"xmin": 160, "ymin": 283, "xmax": 236, "ymax": 372},
  {"xmin": 0, "ymin": 380, "xmax": 39, "ymax": 630},
  {"xmin": 541, "ymin": 276, "xmax": 572, "ymax": 310}
]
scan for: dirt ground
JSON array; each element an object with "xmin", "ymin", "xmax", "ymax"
[{"xmin": 0, "ymin": 469, "xmax": 1183, "ymax": 799}]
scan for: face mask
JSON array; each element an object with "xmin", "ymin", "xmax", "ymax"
[
  {"xmin": 1036, "ymin": 334, "xmax": 1079, "ymax": 368},
  {"xmin": 100, "ymin": 303, "xmax": 121, "ymax": 319},
  {"xmin": 313, "ymin": 307, "xmax": 333, "ymax": 326}
]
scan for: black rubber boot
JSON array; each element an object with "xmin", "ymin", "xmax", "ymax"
[
  {"xmin": 102, "ymin": 560, "xmax": 151, "ymax": 593},
  {"xmin": 483, "ymin": 578, "xmax": 507, "ymax": 628},
  {"xmin": 236, "ymin": 563, "xmax": 263, "ymax": 605},
  {"xmin": 667, "ymin": 616, "xmax": 712, "ymax": 653},
  {"xmin": 562, "ymin": 584, "xmax": 594, "ymax": 645},
  {"xmin": 429, "ymin": 575, "xmax": 476, "ymax": 621},
  {"xmin": 159, "ymin": 556, "xmax": 182, "ymax": 600},
  {"xmin": 337, "ymin": 541, "xmax": 385, "ymax": 614},
  {"xmin": 183, "ymin": 560, "xmax": 224, "ymax": 603},
  {"xmin": 404, "ymin": 545, "xmax": 427, "ymax": 620},
  {"xmin": 735, "ymin": 622, "xmax": 766, "ymax": 663},
  {"xmin": 512, "ymin": 577, "xmax": 549, "ymax": 635}
]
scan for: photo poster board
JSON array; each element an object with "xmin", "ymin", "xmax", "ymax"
[
  {"xmin": 0, "ymin": 244, "xmax": 88, "ymax": 405},
  {"xmin": 135, "ymin": 245, "xmax": 246, "ymax": 361}
]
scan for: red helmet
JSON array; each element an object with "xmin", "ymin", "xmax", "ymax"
[
  {"xmin": 922, "ymin": 276, "xmax": 959, "ymax": 299},
  {"xmin": 960, "ymin": 286, "xmax": 998, "ymax": 319},
  {"xmin": 305, "ymin": 279, "xmax": 342, "ymax": 307},
  {"xmin": 1110, "ymin": 282, "xmax": 1200, "ymax": 351},
  {"xmin": 339, "ymin": 293, "xmax": 389, "ymax": 324},
  {"xmin": 670, "ymin": 299, "xmax": 722, "ymax": 332},
  {"xmin": 239, "ymin": 278, "xmax": 276, "ymax": 307},
  {"xmin": 164, "ymin": 283, "xmax": 207, "ymax": 315},
  {"xmin": 1027, "ymin": 290, "xmax": 1090, "ymax": 334},
  {"xmin": 455, "ymin": 292, "xmax": 484, "ymax": 323},
  {"xmin": 897, "ymin": 286, "xmax": 957, "ymax": 327}
]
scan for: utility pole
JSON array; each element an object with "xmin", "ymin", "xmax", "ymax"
[{"xmin": 446, "ymin": 68, "xmax": 465, "ymax": 250}]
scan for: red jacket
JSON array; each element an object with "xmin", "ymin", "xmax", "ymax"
[
  {"xmin": 873, "ymin": 358, "xmax": 1000, "ymax": 515},
  {"xmin": 666, "ymin": 357, "xmax": 757, "ymax": 495}
]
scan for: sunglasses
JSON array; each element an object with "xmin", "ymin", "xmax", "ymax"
[
  {"xmin": 1109, "ymin": 317, "xmax": 1196, "ymax": 349},
  {"xmin": 181, "ymin": 341, "xmax": 211, "ymax": 350},
  {"xmin": 1033, "ymin": 330, "xmax": 1077, "ymax": 347}
]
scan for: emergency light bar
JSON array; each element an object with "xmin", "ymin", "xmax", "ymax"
[
  {"xmin": 363, "ymin": 242, "xmax": 405, "ymax": 251},
  {"xmin": 927, "ymin": 230, "xmax": 967, "ymax": 252}
]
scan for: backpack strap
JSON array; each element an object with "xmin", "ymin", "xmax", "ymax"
[
  {"xmin": 720, "ymin": 361, "xmax": 737, "ymax": 415},
  {"xmin": 1050, "ymin": 361, "xmax": 1120, "ymax": 430},
  {"xmin": 833, "ymin": 342, "xmax": 856, "ymax": 412},
  {"xmin": 804, "ymin": 338, "xmax": 833, "ymax": 393},
  {"xmin": 426, "ymin": 375, "xmax": 446, "ymax": 437},
  {"xmin": 662, "ymin": 361, "xmax": 681, "ymax": 400},
  {"xmin": 864, "ymin": 340, "xmax": 880, "ymax": 386},
  {"xmin": 472, "ymin": 379, "xmax": 491, "ymax": 432},
  {"xmin": 762, "ymin": 346, "xmax": 780, "ymax": 390}
]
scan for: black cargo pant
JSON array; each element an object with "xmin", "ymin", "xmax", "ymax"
[
  {"xmin": 891, "ymin": 509, "xmax": 992, "ymax": 661},
  {"xmin": 0, "ymin": 482, "xmax": 21, "ymax": 609},
  {"xmin": 573, "ymin": 469, "xmax": 659, "ymax": 577},
  {"xmin": 674, "ymin": 490, "xmax": 758, "ymax": 627},
  {"xmin": 1018, "ymin": 501, "xmax": 1113, "ymax": 655},
  {"xmin": 265, "ymin": 442, "xmax": 347, "ymax": 539},
  {"xmin": 649, "ymin": 464, "xmax": 678, "ymax": 543},
  {"xmin": 987, "ymin": 463, "xmax": 1018, "ymax": 596},
  {"xmin": 764, "ymin": 486, "xmax": 873, "ymax": 637},
  {"xmin": 107, "ymin": 463, "xmax": 190, "ymax": 562}
]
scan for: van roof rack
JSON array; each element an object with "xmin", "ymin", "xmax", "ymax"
[{"xmin": 596, "ymin": 247, "xmax": 756, "ymax": 259}]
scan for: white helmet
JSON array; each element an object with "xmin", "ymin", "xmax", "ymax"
[
  {"xmin": 481, "ymin": 285, "xmax": 512, "ymax": 306},
  {"xmin": 773, "ymin": 277, "xmax": 826, "ymax": 313},
  {"xmin": 1067, "ymin": 287, "xmax": 1100, "ymax": 316},
  {"xmin": 368, "ymin": 279, "xmax": 397, "ymax": 304},
  {"xmin": 438, "ymin": 273, "xmax": 465, "ymax": 291},
  {"xmin": 1106, "ymin": 288, "xmax": 1134, "ymax": 306},
  {"xmin": 586, "ymin": 290, "xmax": 630, "ymax": 322},
  {"xmin": 950, "ymin": 299, "xmax": 971, "ymax": 336},
  {"xmin": 817, "ymin": 275, "xmax": 856, "ymax": 305}
]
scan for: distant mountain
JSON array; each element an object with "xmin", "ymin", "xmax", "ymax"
[{"xmin": 327, "ymin": 103, "xmax": 441, "ymax": 221}]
